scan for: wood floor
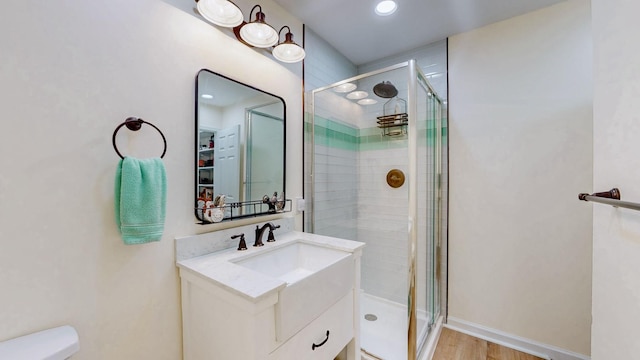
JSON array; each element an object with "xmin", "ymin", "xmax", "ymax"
[{"xmin": 432, "ymin": 328, "xmax": 544, "ymax": 360}]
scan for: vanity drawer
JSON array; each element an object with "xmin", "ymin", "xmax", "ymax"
[{"xmin": 269, "ymin": 291, "xmax": 354, "ymax": 360}]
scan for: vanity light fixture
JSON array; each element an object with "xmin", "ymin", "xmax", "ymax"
[
  {"xmin": 195, "ymin": 1, "xmax": 304, "ymax": 63},
  {"xmin": 333, "ymin": 83, "xmax": 357, "ymax": 93},
  {"xmin": 347, "ymin": 91, "xmax": 369, "ymax": 100},
  {"xmin": 272, "ymin": 26, "xmax": 306, "ymax": 63},
  {"xmin": 195, "ymin": 0, "xmax": 243, "ymax": 27},
  {"xmin": 358, "ymin": 98, "xmax": 378, "ymax": 105},
  {"xmin": 239, "ymin": 5, "xmax": 278, "ymax": 48},
  {"xmin": 375, "ymin": 0, "xmax": 398, "ymax": 16}
]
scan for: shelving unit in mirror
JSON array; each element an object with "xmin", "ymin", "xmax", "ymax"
[{"xmin": 198, "ymin": 129, "xmax": 215, "ymax": 201}]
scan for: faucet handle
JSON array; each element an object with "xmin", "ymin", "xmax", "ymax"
[
  {"xmin": 266, "ymin": 224, "xmax": 280, "ymax": 242},
  {"xmin": 231, "ymin": 233, "xmax": 247, "ymax": 251}
]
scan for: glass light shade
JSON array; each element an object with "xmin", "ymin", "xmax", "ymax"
[
  {"xmin": 273, "ymin": 43, "xmax": 306, "ymax": 63},
  {"xmin": 333, "ymin": 83, "xmax": 357, "ymax": 93},
  {"xmin": 240, "ymin": 22, "xmax": 278, "ymax": 47},
  {"xmin": 272, "ymin": 30, "xmax": 305, "ymax": 63},
  {"xmin": 347, "ymin": 91, "xmax": 369, "ymax": 100},
  {"xmin": 196, "ymin": 0, "xmax": 243, "ymax": 27},
  {"xmin": 239, "ymin": 8, "xmax": 278, "ymax": 48},
  {"xmin": 375, "ymin": 0, "xmax": 397, "ymax": 16},
  {"xmin": 358, "ymin": 98, "xmax": 378, "ymax": 105}
]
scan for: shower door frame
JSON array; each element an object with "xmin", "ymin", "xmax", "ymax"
[
  {"xmin": 245, "ymin": 104, "xmax": 285, "ymax": 207},
  {"xmin": 413, "ymin": 62, "xmax": 446, "ymax": 358},
  {"xmin": 307, "ymin": 60, "xmax": 445, "ymax": 360}
]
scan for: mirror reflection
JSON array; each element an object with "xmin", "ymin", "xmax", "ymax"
[{"xmin": 196, "ymin": 69, "xmax": 286, "ymax": 223}]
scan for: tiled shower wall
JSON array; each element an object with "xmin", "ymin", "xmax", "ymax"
[
  {"xmin": 309, "ymin": 113, "xmax": 446, "ymax": 309},
  {"xmin": 357, "ymin": 139, "xmax": 409, "ymax": 304},
  {"xmin": 311, "ymin": 115, "xmax": 359, "ymax": 239}
]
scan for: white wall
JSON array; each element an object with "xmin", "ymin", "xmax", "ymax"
[
  {"xmin": 448, "ymin": 0, "xmax": 592, "ymax": 355},
  {"xmin": 219, "ymin": 94, "xmax": 276, "ymax": 135},
  {"xmin": 0, "ymin": 1, "xmax": 302, "ymax": 359},
  {"xmin": 591, "ymin": 1, "xmax": 640, "ymax": 359},
  {"xmin": 199, "ymin": 104, "xmax": 223, "ymax": 130}
]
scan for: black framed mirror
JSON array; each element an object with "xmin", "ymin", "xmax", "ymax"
[{"xmin": 195, "ymin": 69, "xmax": 287, "ymax": 223}]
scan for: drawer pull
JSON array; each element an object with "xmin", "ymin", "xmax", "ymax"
[{"xmin": 311, "ymin": 330, "xmax": 330, "ymax": 350}]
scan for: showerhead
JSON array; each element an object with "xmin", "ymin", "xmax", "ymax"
[{"xmin": 373, "ymin": 81, "xmax": 398, "ymax": 98}]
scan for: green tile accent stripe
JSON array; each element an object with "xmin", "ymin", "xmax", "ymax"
[
  {"xmin": 311, "ymin": 115, "xmax": 359, "ymax": 151},
  {"xmin": 306, "ymin": 113, "xmax": 448, "ymax": 152},
  {"xmin": 314, "ymin": 116, "xmax": 358, "ymax": 137}
]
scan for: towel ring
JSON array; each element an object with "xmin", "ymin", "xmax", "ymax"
[{"xmin": 112, "ymin": 117, "xmax": 167, "ymax": 159}]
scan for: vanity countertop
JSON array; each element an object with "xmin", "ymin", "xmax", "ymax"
[{"xmin": 176, "ymin": 231, "xmax": 365, "ymax": 303}]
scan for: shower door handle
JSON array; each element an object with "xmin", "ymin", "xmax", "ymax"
[{"xmin": 311, "ymin": 330, "xmax": 330, "ymax": 350}]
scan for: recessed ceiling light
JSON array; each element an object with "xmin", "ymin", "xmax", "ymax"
[
  {"xmin": 347, "ymin": 91, "xmax": 369, "ymax": 100},
  {"xmin": 333, "ymin": 83, "xmax": 357, "ymax": 93},
  {"xmin": 201, "ymin": 94, "xmax": 213, "ymax": 99},
  {"xmin": 358, "ymin": 98, "xmax": 378, "ymax": 105},
  {"xmin": 375, "ymin": 0, "xmax": 397, "ymax": 16}
]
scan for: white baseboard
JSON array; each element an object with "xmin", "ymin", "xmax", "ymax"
[{"xmin": 446, "ymin": 317, "xmax": 590, "ymax": 360}]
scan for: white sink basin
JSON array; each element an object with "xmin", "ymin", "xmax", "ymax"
[
  {"xmin": 234, "ymin": 241, "xmax": 348, "ymax": 283},
  {"xmin": 232, "ymin": 240, "xmax": 354, "ymax": 341}
]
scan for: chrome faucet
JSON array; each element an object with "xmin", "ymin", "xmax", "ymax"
[{"xmin": 253, "ymin": 222, "xmax": 280, "ymax": 247}]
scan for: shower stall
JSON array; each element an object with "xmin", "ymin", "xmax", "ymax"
[{"xmin": 304, "ymin": 60, "xmax": 447, "ymax": 360}]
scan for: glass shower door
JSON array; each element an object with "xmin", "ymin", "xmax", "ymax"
[
  {"xmin": 414, "ymin": 67, "xmax": 444, "ymax": 355},
  {"xmin": 305, "ymin": 60, "xmax": 447, "ymax": 360}
]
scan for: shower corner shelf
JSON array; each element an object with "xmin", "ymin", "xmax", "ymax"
[{"xmin": 376, "ymin": 113, "xmax": 408, "ymax": 136}]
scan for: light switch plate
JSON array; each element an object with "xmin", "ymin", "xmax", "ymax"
[{"xmin": 296, "ymin": 197, "xmax": 306, "ymax": 213}]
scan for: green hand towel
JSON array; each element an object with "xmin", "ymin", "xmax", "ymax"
[{"xmin": 115, "ymin": 157, "xmax": 167, "ymax": 244}]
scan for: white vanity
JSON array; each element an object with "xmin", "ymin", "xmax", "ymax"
[{"xmin": 176, "ymin": 229, "xmax": 364, "ymax": 360}]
